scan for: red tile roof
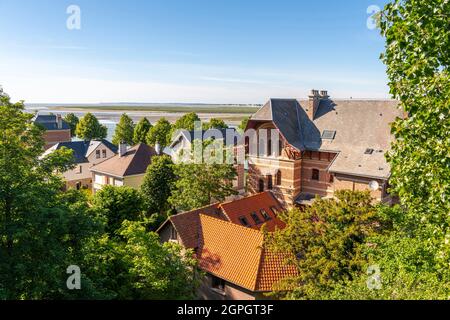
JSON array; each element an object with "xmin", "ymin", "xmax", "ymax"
[
  {"xmin": 90, "ymin": 143, "xmax": 157, "ymax": 177},
  {"xmin": 219, "ymin": 192, "xmax": 285, "ymax": 232},
  {"xmin": 197, "ymin": 215, "xmax": 298, "ymax": 292}
]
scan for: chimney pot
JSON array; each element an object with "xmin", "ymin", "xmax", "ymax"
[{"xmin": 57, "ymin": 114, "xmax": 63, "ymax": 129}]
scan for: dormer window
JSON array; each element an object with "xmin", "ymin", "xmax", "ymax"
[
  {"xmin": 322, "ymin": 130, "xmax": 336, "ymax": 140},
  {"xmin": 239, "ymin": 216, "xmax": 250, "ymax": 227},
  {"xmin": 251, "ymin": 212, "xmax": 262, "ymax": 225},
  {"xmin": 260, "ymin": 209, "xmax": 271, "ymax": 221},
  {"xmin": 96, "ymin": 150, "xmax": 101, "ymax": 159}
]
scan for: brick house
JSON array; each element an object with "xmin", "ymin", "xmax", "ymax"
[
  {"xmin": 245, "ymin": 90, "xmax": 404, "ymax": 207},
  {"xmin": 90, "ymin": 143, "xmax": 158, "ymax": 192},
  {"xmin": 167, "ymin": 128, "xmax": 245, "ymax": 196},
  {"xmin": 42, "ymin": 139, "xmax": 117, "ymax": 190},
  {"xmin": 34, "ymin": 114, "xmax": 72, "ymax": 150},
  {"xmin": 157, "ymin": 192, "xmax": 295, "ymax": 300}
]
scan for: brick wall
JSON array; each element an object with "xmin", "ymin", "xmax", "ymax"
[{"xmin": 43, "ymin": 130, "xmax": 71, "ymax": 150}]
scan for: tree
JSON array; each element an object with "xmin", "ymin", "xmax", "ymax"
[
  {"xmin": 141, "ymin": 155, "xmax": 176, "ymax": 217},
  {"xmin": 146, "ymin": 117, "xmax": 172, "ymax": 148},
  {"xmin": 112, "ymin": 113, "xmax": 135, "ymax": 146},
  {"xmin": 203, "ymin": 118, "xmax": 228, "ymax": 130},
  {"xmin": 75, "ymin": 113, "xmax": 107, "ymax": 141},
  {"xmin": 91, "ymin": 185, "xmax": 145, "ymax": 234},
  {"xmin": 133, "ymin": 117, "xmax": 152, "ymax": 144},
  {"xmin": 238, "ymin": 117, "xmax": 249, "ymax": 133},
  {"xmin": 64, "ymin": 113, "xmax": 79, "ymax": 137},
  {"xmin": 81, "ymin": 220, "xmax": 199, "ymax": 300},
  {"xmin": 173, "ymin": 112, "xmax": 200, "ymax": 132},
  {"xmin": 266, "ymin": 190, "xmax": 388, "ymax": 299},
  {"xmin": 169, "ymin": 162, "xmax": 237, "ymax": 212},
  {"xmin": 0, "ymin": 89, "xmax": 101, "ymax": 299}
]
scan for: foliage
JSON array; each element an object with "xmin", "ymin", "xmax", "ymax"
[
  {"xmin": 173, "ymin": 112, "xmax": 200, "ymax": 132},
  {"xmin": 75, "ymin": 113, "xmax": 107, "ymax": 141},
  {"xmin": 0, "ymin": 89, "xmax": 102, "ymax": 299},
  {"xmin": 91, "ymin": 185, "xmax": 145, "ymax": 234},
  {"xmin": 203, "ymin": 118, "xmax": 228, "ymax": 130},
  {"xmin": 112, "ymin": 113, "xmax": 135, "ymax": 146},
  {"xmin": 141, "ymin": 155, "xmax": 176, "ymax": 217},
  {"xmin": 169, "ymin": 140, "xmax": 237, "ymax": 211},
  {"xmin": 81, "ymin": 220, "xmax": 200, "ymax": 300},
  {"xmin": 64, "ymin": 113, "xmax": 79, "ymax": 137},
  {"xmin": 133, "ymin": 117, "xmax": 152, "ymax": 144},
  {"xmin": 146, "ymin": 117, "xmax": 172, "ymax": 148},
  {"xmin": 238, "ymin": 117, "xmax": 249, "ymax": 133},
  {"xmin": 266, "ymin": 191, "xmax": 389, "ymax": 299}
]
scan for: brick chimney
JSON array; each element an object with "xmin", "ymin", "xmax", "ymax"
[
  {"xmin": 306, "ymin": 89, "xmax": 329, "ymax": 120},
  {"xmin": 119, "ymin": 143, "xmax": 127, "ymax": 157}
]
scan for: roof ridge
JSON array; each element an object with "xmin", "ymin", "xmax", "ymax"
[{"xmin": 199, "ymin": 214, "xmax": 264, "ymax": 237}]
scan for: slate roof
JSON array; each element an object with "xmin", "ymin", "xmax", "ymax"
[
  {"xmin": 42, "ymin": 140, "xmax": 118, "ymax": 164},
  {"xmin": 34, "ymin": 114, "xmax": 71, "ymax": 131},
  {"xmin": 249, "ymin": 98, "xmax": 403, "ymax": 179},
  {"xmin": 90, "ymin": 143, "xmax": 157, "ymax": 178},
  {"xmin": 197, "ymin": 215, "xmax": 298, "ymax": 292}
]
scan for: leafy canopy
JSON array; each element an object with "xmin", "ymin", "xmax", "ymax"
[
  {"xmin": 75, "ymin": 113, "xmax": 107, "ymax": 141},
  {"xmin": 112, "ymin": 113, "xmax": 135, "ymax": 146}
]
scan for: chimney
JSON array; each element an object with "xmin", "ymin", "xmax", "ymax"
[
  {"xmin": 119, "ymin": 143, "xmax": 127, "ymax": 157},
  {"xmin": 57, "ymin": 114, "xmax": 63, "ymax": 129},
  {"xmin": 306, "ymin": 89, "xmax": 329, "ymax": 120},
  {"xmin": 155, "ymin": 142, "xmax": 161, "ymax": 155}
]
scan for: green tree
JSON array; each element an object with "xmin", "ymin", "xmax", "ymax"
[
  {"xmin": 112, "ymin": 113, "xmax": 135, "ymax": 146},
  {"xmin": 0, "ymin": 89, "xmax": 101, "ymax": 299},
  {"xmin": 92, "ymin": 185, "xmax": 145, "ymax": 234},
  {"xmin": 64, "ymin": 113, "xmax": 79, "ymax": 137},
  {"xmin": 141, "ymin": 155, "xmax": 176, "ymax": 217},
  {"xmin": 81, "ymin": 220, "xmax": 199, "ymax": 300},
  {"xmin": 266, "ymin": 190, "xmax": 388, "ymax": 299},
  {"xmin": 238, "ymin": 117, "xmax": 249, "ymax": 133},
  {"xmin": 203, "ymin": 118, "xmax": 228, "ymax": 130},
  {"xmin": 133, "ymin": 117, "xmax": 152, "ymax": 144},
  {"xmin": 173, "ymin": 112, "xmax": 200, "ymax": 131},
  {"xmin": 146, "ymin": 117, "xmax": 172, "ymax": 148},
  {"xmin": 75, "ymin": 113, "xmax": 107, "ymax": 141}
]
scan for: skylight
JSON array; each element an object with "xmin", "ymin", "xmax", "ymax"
[{"xmin": 322, "ymin": 130, "xmax": 336, "ymax": 140}]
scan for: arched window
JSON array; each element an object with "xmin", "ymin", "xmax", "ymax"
[
  {"xmin": 258, "ymin": 179, "xmax": 265, "ymax": 193},
  {"xmin": 276, "ymin": 171, "xmax": 282, "ymax": 185},
  {"xmin": 312, "ymin": 169, "xmax": 320, "ymax": 181},
  {"xmin": 267, "ymin": 175, "xmax": 273, "ymax": 190}
]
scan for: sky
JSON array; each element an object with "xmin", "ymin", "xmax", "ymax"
[{"xmin": 0, "ymin": 0, "xmax": 392, "ymax": 104}]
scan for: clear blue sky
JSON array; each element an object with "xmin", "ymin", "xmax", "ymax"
[{"xmin": 0, "ymin": 0, "xmax": 391, "ymax": 103}]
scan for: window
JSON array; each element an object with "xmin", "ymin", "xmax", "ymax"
[
  {"xmin": 329, "ymin": 174, "xmax": 334, "ymax": 183},
  {"xmin": 278, "ymin": 140, "xmax": 283, "ymax": 157},
  {"xmin": 251, "ymin": 212, "xmax": 262, "ymax": 225},
  {"xmin": 170, "ymin": 227, "xmax": 178, "ymax": 241},
  {"xmin": 312, "ymin": 169, "xmax": 320, "ymax": 181},
  {"xmin": 276, "ymin": 171, "xmax": 282, "ymax": 186},
  {"xmin": 239, "ymin": 216, "xmax": 250, "ymax": 227},
  {"xmin": 94, "ymin": 174, "xmax": 103, "ymax": 184},
  {"xmin": 322, "ymin": 130, "xmax": 336, "ymax": 140},
  {"xmin": 258, "ymin": 179, "xmax": 265, "ymax": 193},
  {"xmin": 267, "ymin": 175, "xmax": 273, "ymax": 190},
  {"xmin": 365, "ymin": 148, "xmax": 375, "ymax": 155},
  {"xmin": 78, "ymin": 165, "xmax": 82, "ymax": 174},
  {"xmin": 76, "ymin": 182, "xmax": 82, "ymax": 190},
  {"xmin": 260, "ymin": 209, "xmax": 271, "ymax": 221},
  {"xmin": 212, "ymin": 276, "xmax": 225, "ymax": 292},
  {"xmin": 96, "ymin": 150, "xmax": 101, "ymax": 159},
  {"xmin": 267, "ymin": 138, "xmax": 272, "ymax": 156},
  {"xmin": 270, "ymin": 206, "xmax": 279, "ymax": 216},
  {"xmin": 102, "ymin": 149, "xmax": 107, "ymax": 158}
]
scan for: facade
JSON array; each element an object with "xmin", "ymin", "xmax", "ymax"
[
  {"xmin": 157, "ymin": 198, "xmax": 296, "ymax": 300},
  {"xmin": 90, "ymin": 143, "xmax": 158, "ymax": 192},
  {"xmin": 167, "ymin": 128, "xmax": 246, "ymax": 196},
  {"xmin": 42, "ymin": 140, "xmax": 118, "ymax": 190},
  {"xmin": 245, "ymin": 90, "xmax": 404, "ymax": 207},
  {"xmin": 34, "ymin": 114, "xmax": 72, "ymax": 150}
]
